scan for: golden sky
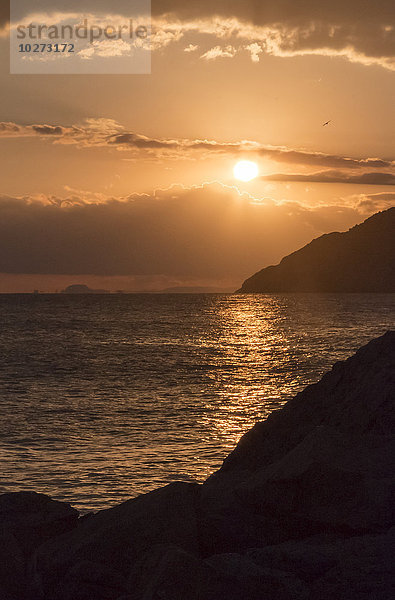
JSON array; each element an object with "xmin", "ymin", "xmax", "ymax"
[{"xmin": 0, "ymin": 1, "xmax": 394, "ymax": 291}]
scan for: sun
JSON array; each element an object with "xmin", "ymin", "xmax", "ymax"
[{"xmin": 233, "ymin": 160, "xmax": 259, "ymax": 182}]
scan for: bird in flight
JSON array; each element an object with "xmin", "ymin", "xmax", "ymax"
[{"xmin": 323, "ymin": 120, "xmax": 332, "ymax": 126}]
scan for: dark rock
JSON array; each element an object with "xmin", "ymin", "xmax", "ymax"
[
  {"xmin": 238, "ymin": 207, "xmax": 395, "ymax": 292},
  {"xmin": 121, "ymin": 527, "xmax": 394, "ymax": 600},
  {"xmin": 245, "ymin": 529, "xmax": 395, "ymax": 599},
  {"xmin": 0, "ymin": 492, "xmax": 78, "ymax": 600},
  {"xmin": 0, "ymin": 529, "xmax": 26, "ymax": 600},
  {"xmin": 310, "ymin": 528, "xmax": 395, "ymax": 599},
  {"xmin": 52, "ymin": 560, "xmax": 128, "ymax": 600},
  {"xmin": 32, "ymin": 482, "xmax": 200, "ymax": 599},
  {"xmin": 206, "ymin": 552, "xmax": 308, "ymax": 599},
  {"xmin": 127, "ymin": 544, "xmax": 249, "ymax": 600},
  {"xmin": 246, "ymin": 539, "xmax": 338, "ymax": 582},
  {"xmin": 0, "ymin": 492, "xmax": 79, "ymax": 558}
]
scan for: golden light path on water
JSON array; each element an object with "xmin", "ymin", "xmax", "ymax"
[
  {"xmin": 199, "ymin": 300, "xmax": 289, "ymax": 445},
  {"xmin": 0, "ymin": 293, "xmax": 393, "ymax": 511}
]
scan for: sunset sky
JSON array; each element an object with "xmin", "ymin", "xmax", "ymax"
[{"xmin": 1, "ymin": 1, "xmax": 394, "ymax": 291}]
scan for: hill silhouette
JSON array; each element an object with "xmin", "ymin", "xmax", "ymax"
[{"xmin": 238, "ymin": 207, "xmax": 395, "ymax": 293}]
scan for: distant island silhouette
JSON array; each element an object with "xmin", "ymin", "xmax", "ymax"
[
  {"xmin": 58, "ymin": 285, "xmax": 234, "ymax": 295},
  {"xmin": 61, "ymin": 284, "xmax": 110, "ymax": 294},
  {"xmin": 238, "ymin": 207, "xmax": 395, "ymax": 293}
]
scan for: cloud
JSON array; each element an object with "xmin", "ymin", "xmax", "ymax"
[
  {"xmin": 1, "ymin": 119, "xmax": 394, "ymax": 170},
  {"xmin": 150, "ymin": 28, "xmax": 184, "ymax": 50},
  {"xmin": 0, "ymin": 183, "xmax": 390, "ymax": 279},
  {"xmin": 31, "ymin": 125, "xmax": 65, "ymax": 135},
  {"xmin": 262, "ymin": 171, "xmax": 395, "ymax": 185},
  {"xmin": 4, "ymin": 2, "xmax": 395, "ymax": 69},
  {"xmin": 184, "ymin": 44, "xmax": 198, "ymax": 52},
  {"xmin": 107, "ymin": 132, "xmax": 180, "ymax": 150},
  {"xmin": 78, "ymin": 39, "xmax": 132, "ymax": 59},
  {"xmin": 0, "ymin": 122, "xmax": 20, "ymax": 134},
  {"xmin": 256, "ymin": 150, "xmax": 393, "ymax": 169},
  {"xmin": 200, "ymin": 45, "xmax": 237, "ymax": 60},
  {"xmin": 346, "ymin": 191, "xmax": 395, "ymax": 214},
  {"xmin": 152, "ymin": 0, "xmax": 394, "ymax": 28},
  {"xmin": 0, "ymin": 3, "xmax": 9, "ymax": 35},
  {"xmin": 0, "ymin": 121, "xmax": 71, "ymax": 138},
  {"xmin": 245, "ymin": 42, "xmax": 263, "ymax": 62},
  {"xmin": 0, "ymin": 118, "xmax": 123, "ymax": 145},
  {"xmin": 152, "ymin": 1, "xmax": 395, "ymax": 69}
]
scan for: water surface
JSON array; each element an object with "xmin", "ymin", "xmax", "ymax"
[{"xmin": 0, "ymin": 293, "xmax": 393, "ymax": 511}]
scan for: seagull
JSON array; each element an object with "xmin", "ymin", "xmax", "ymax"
[{"xmin": 323, "ymin": 120, "xmax": 332, "ymax": 126}]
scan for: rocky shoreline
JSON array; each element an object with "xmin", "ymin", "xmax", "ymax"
[{"xmin": 1, "ymin": 331, "xmax": 394, "ymax": 599}]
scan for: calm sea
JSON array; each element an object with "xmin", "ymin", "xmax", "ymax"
[{"xmin": 0, "ymin": 293, "xmax": 394, "ymax": 512}]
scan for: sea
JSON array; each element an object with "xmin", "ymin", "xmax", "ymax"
[{"xmin": 0, "ymin": 293, "xmax": 394, "ymax": 512}]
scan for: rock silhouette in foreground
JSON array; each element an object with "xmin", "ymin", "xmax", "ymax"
[
  {"xmin": 238, "ymin": 207, "xmax": 395, "ymax": 292},
  {"xmin": 0, "ymin": 331, "xmax": 394, "ymax": 599}
]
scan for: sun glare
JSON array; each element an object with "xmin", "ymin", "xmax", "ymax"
[{"xmin": 233, "ymin": 160, "xmax": 259, "ymax": 182}]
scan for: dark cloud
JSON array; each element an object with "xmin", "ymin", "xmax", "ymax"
[
  {"xmin": 153, "ymin": 0, "xmax": 394, "ymax": 25},
  {"xmin": 262, "ymin": 171, "xmax": 395, "ymax": 185},
  {"xmin": 257, "ymin": 151, "xmax": 393, "ymax": 169},
  {"xmin": 109, "ymin": 136, "xmax": 395, "ymax": 168},
  {"xmin": 0, "ymin": 4, "xmax": 9, "ymax": 30},
  {"xmin": 0, "ymin": 121, "xmax": 71, "ymax": 138},
  {"xmin": 108, "ymin": 133, "xmax": 179, "ymax": 149},
  {"xmin": 31, "ymin": 125, "xmax": 64, "ymax": 136},
  {"xmin": 0, "ymin": 184, "xmax": 385, "ymax": 278},
  {"xmin": 0, "ymin": 122, "xmax": 19, "ymax": 133},
  {"xmin": 155, "ymin": 1, "xmax": 395, "ymax": 66},
  {"xmin": 1, "ymin": 120, "xmax": 394, "ymax": 170},
  {"xmin": 10, "ymin": 0, "xmax": 391, "ymax": 27},
  {"xmin": 6, "ymin": 1, "xmax": 395, "ymax": 67}
]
